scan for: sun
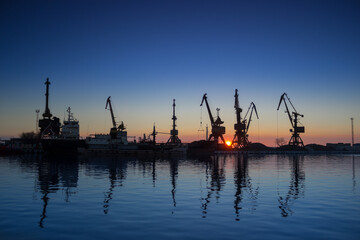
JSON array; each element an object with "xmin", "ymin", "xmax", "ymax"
[{"xmin": 225, "ymin": 141, "xmax": 232, "ymax": 146}]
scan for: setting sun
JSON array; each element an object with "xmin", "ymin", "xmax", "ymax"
[{"xmin": 225, "ymin": 141, "xmax": 232, "ymax": 146}]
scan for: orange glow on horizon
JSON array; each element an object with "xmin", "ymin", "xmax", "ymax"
[{"xmin": 225, "ymin": 141, "xmax": 232, "ymax": 146}]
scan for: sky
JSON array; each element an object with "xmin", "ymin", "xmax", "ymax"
[{"xmin": 0, "ymin": 0, "xmax": 359, "ymax": 146}]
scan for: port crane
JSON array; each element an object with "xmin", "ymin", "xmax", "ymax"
[
  {"xmin": 200, "ymin": 93, "xmax": 226, "ymax": 144},
  {"xmin": 231, "ymin": 89, "xmax": 259, "ymax": 148},
  {"xmin": 38, "ymin": 78, "xmax": 61, "ymax": 137},
  {"xmin": 277, "ymin": 93, "xmax": 305, "ymax": 147},
  {"xmin": 141, "ymin": 99, "xmax": 181, "ymax": 145},
  {"xmin": 106, "ymin": 96, "xmax": 125, "ymax": 139},
  {"xmin": 167, "ymin": 99, "xmax": 181, "ymax": 144}
]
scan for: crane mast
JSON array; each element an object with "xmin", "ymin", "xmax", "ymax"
[
  {"xmin": 148, "ymin": 123, "xmax": 169, "ymax": 145},
  {"xmin": 151, "ymin": 124, "xmax": 156, "ymax": 145},
  {"xmin": 232, "ymin": 89, "xmax": 246, "ymax": 148},
  {"xmin": 277, "ymin": 93, "xmax": 305, "ymax": 147},
  {"xmin": 231, "ymin": 89, "xmax": 258, "ymax": 149},
  {"xmin": 43, "ymin": 78, "xmax": 52, "ymax": 119},
  {"xmin": 234, "ymin": 89, "xmax": 242, "ymax": 125},
  {"xmin": 200, "ymin": 93, "xmax": 226, "ymax": 144}
]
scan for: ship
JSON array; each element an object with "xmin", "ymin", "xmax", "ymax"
[
  {"xmin": 84, "ymin": 97, "xmax": 187, "ymax": 156},
  {"xmin": 41, "ymin": 107, "xmax": 83, "ymax": 154},
  {"xmin": 38, "ymin": 78, "xmax": 84, "ymax": 154},
  {"xmin": 84, "ymin": 96, "xmax": 140, "ymax": 153},
  {"xmin": 85, "ymin": 130, "xmax": 138, "ymax": 151}
]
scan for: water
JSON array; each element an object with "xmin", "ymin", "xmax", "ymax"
[{"xmin": 0, "ymin": 154, "xmax": 359, "ymax": 240}]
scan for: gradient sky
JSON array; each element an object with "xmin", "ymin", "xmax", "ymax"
[{"xmin": 0, "ymin": 0, "xmax": 359, "ymax": 146}]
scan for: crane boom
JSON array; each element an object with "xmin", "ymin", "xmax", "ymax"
[
  {"xmin": 106, "ymin": 96, "xmax": 117, "ymax": 128},
  {"xmin": 285, "ymin": 93, "xmax": 297, "ymax": 113},
  {"xmin": 245, "ymin": 102, "xmax": 259, "ymax": 133},
  {"xmin": 277, "ymin": 93, "xmax": 294, "ymax": 128},
  {"xmin": 200, "ymin": 94, "xmax": 215, "ymax": 125}
]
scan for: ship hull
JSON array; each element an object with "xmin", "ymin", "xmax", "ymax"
[
  {"xmin": 187, "ymin": 140, "xmax": 231, "ymax": 155},
  {"xmin": 41, "ymin": 139, "xmax": 83, "ymax": 155}
]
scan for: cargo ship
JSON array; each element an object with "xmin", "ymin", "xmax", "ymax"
[
  {"xmin": 84, "ymin": 98, "xmax": 186, "ymax": 156},
  {"xmin": 41, "ymin": 107, "xmax": 83, "ymax": 154},
  {"xmin": 38, "ymin": 78, "xmax": 84, "ymax": 154}
]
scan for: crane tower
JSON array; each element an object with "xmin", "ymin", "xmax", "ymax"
[
  {"xmin": 167, "ymin": 99, "xmax": 181, "ymax": 144},
  {"xmin": 38, "ymin": 78, "xmax": 61, "ymax": 137},
  {"xmin": 231, "ymin": 89, "xmax": 259, "ymax": 149}
]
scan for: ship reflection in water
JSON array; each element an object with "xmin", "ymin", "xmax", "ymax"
[
  {"xmin": 0, "ymin": 154, "xmax": 359, "ymax": 240},
  {"xmin": 35, "ymin": 157, "xmax": 79, "ymax": 228}
]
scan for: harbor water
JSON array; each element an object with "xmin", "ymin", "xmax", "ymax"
[{"xmin": 0, "ymin": 154, "xmax": 359, "ymax": 240}]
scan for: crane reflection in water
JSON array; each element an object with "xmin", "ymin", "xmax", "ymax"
[
  {"xmin": 200, "ymin": 154, "xmax": 227, "ymax": 217},
  {"xmin": 170, "ymin": 158, "xmax": 179, "ymax": 211},
  {"xmin": 198, "ymin": 154, "xmax": 259, "ymax": 220},
  {"xmin": 102, "ymin": 158, "xmax": 127, "ymax": 214},
  {"xmin": 233, "ymin": 154, "xmax": 259, "ymax": 221},
  {"xmin": 16, "ymin": 153, "xmax": 314, "ymax": 229},
  {"xmin": 353, "ymin": 155, "xmax": 356, "ymax": 192},
  {"xmin": 277, "ymin": 155, "xmax": 305, "ymax": 217},
  {"xmin": 139, "ymin": 157, "xmax": 157, "ymax": 187}
]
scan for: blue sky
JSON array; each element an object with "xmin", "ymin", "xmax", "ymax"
[{"xmin": 0, "ymin": 0, "xmax": 359, "ymax": 145}]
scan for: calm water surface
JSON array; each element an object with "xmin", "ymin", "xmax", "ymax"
[{"xmin": 0, "ymin": 154, "xmax": 359, "ymax": 240}]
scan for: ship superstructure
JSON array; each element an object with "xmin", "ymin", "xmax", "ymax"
[{"xmin": 61, "ymin": 107, "xmax": 79, "ymax": 140}]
